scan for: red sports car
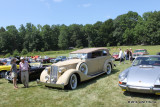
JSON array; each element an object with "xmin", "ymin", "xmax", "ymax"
[
  {"xmin": 132, "ymin": 49, "xmax": 149, "ymax": 59},
  {"xmin": 112, "ymin": 52, "xmax": 119, "ymax": 61}
]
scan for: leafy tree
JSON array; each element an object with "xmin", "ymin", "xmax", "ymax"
[{"xmin": 58, "ymin": 25, "xmax": 69, "ymax": 49}]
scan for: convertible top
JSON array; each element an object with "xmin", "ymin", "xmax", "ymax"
[{"xmin": 70, "ymin": 48, "xmax": 108, "ymax": 54}]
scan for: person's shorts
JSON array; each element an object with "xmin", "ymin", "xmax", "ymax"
[{"xmin": 11, "ymin": 72, "xmax": 17, "ymax": 78}]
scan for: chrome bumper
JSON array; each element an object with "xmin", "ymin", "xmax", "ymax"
[
  {"xmin": 119, "ymin": 84, "xmax": 160, "ymax": 94},
  {"xmin": 37, "ymin": 79, "xmax": 64, "ymax": 89}
]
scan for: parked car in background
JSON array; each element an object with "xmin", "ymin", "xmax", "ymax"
[
  {"xmin": 157, "ymin": 52, "xmax": 160, "ymax": 55},
  {"xmin": 119, "ymin": 55, "xmax": 160, "ymax": 95},
  {"xmin": 0, "ymin": 59, "xmax": 19, "ymax": 78},
  {"xmin": 37, "ymin": 48, "xmax": 115, "ymax": 90},
  {"xmin": 50, "ymin": 56, "xmax": 67, "ymax": 63},
  {"xmin": 5, "ymin": 62, "xmax": 49, "ymax": 82},
  {"xmin": 132, "ymin": 49, "xmax": 149, "ymax": 59},
  {"xmin": 112, "ymin": 52, "xmax": 119, "ymax": 61},
  {"xmin": 36, "ymin": 56, "xmax": 54, "ymax": 63}
]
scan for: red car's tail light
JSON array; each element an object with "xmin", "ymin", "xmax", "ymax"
[{"xmin": 119, "ymin": 81, "xmax": 122, "ymax": 84}]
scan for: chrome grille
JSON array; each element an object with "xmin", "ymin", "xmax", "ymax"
[{"xmin": 50, "ymin": 65, "xmax": 58, "ymax": 83}]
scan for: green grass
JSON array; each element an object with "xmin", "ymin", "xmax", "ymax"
[
  {"xmin": 0, "ymin": 45, "xmax": 160, "ymax": 107},
  {"xmin": 27, "ymin": 45, "xmax": 160, "ymax": 57}
]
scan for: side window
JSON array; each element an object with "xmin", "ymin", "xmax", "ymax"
[
  {"xmin": 91, "ymin": 51, "xmax": 102, "ymax": 58},
  {"xmin": 102, "ymin": 50, "xmax": 107, "ymax": 56}
]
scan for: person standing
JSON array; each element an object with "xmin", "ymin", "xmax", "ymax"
[
  {"xmin": 10, "ymin": 58, "xmax": 18, "ymax": 89},
  {"xmin": 126, "ymin": 49, "xmax": 129, "ymax": 60},
  {"xmin": 19, "ymin": 57, "xmax": 29, "ymax": 88},
  {"xmin": 124, "ymin": 50, "xmax": 127, "ymax": 64},
  {"xmin": 129, "ymin": 48, "xmax": 133, "ymax": 62},
  {"xmin": 118, "ymin": 48, "xmax": 123, "ymax": 64}
]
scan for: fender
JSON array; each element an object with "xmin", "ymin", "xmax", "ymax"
[
  {"xmin": 56, "ymin": 69, "xmax": 92, "ymax": 85},
  {"xmin": 103, "ymin": 59, "xmax": 114, "ymax": 72},
  {"xmin": 40, "ymin": 67, "xmax": 50, "ymax": 82}
]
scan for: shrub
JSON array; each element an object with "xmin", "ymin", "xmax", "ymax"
[
  {"xmin": 32, "ymin": 49, "xmax": 36, "ymax": 53},
  {"xmin": 107, "ymin": 43, "xmax": 110, "ymax": 47},
  {"xmin": 5, "ymin": 53, "xmax": 11, "ymax": 58},
  {"xmin": 21, "ymin": 49, "xmax": 28, "ymax": 55},
  {"xmin": 41, "ymin": 48, "xmax": 44, "ymax": 52},
  {"xmin": 13, "ymin": 49, "xmax": 19, "ymax": 57},
  {"xmin": 117, "ymin": 43, "xmax": 120, "ymax": 46}
]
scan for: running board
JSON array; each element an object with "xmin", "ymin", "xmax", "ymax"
[{"xmin": 88, "ymin": 71, "xmax": 105, "ymax": 77}]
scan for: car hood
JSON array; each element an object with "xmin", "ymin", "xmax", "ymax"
[
  {"xmin": 113, "ymin": 55, "xmax": 118, "ymax": 57},
  {"xmin": 127, "ymin": 66, "xmax": 160, "ymax": 87},
  {"xmin": 133, "ymin": 52, "xmax": 144, "ymax": 55},
  {"xmin": 53, "ymin": 59, "xmax": 81, "ymax": 67},
  {"xmin": 0, "ymin": 65, "xmax": 10, "ymax": 70}
]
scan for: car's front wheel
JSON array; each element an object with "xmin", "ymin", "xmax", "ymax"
[{"xmin": 67, "ymin": 74, "xmax": 78, "ymax": 90}]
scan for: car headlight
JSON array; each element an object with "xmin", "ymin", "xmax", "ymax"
[
  {"xmin": 119, "ymin": 70, "xmax": 129, "ymax": 81},
  {"xmin": 119, "ymin": 74, "xmax": 127, "ymax": 81},
  {"xmin": 58, "ymin": 67, "xmax": 66, "ymax": 73},
  {"xmin": 45, "ymin": 76, "xmax": 49, "ymax": 81}
]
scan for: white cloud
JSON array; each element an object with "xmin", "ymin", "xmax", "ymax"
[
  {"xmin": 106, "ymin": 16, "xmax": 111, "ymax": 18},
  {"xmin": 45, "ymin": 2, "xmax": 51, "ymax": 9},
  {"xmin": 53, "ymin": 0, "xmax": 63, "ymax": 2},
  {"xmin": 82, "ymin": 3, "xmax": 91, "ymax": 8},
  {"xmin": 78, "ymin": 3, "xmax": 91, "ymax": 8}
]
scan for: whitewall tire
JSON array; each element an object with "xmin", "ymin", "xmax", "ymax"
[{"xmin": 67, "ymin": 74, "xmax": 78, "ymax": 90}]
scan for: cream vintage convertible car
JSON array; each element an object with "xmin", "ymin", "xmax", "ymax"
[{"xmin": 37, "ymin": 48, "xmax": 115, "ymax": 89}]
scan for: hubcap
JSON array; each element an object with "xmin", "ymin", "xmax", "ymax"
[{"xmin": 70, "ymin": 74, "xmax": 77, "ymax": 89}]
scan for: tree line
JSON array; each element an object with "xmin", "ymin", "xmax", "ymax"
[{"xmin": 0, "ymin": 11, "xmax": 160, "ymax": 55}]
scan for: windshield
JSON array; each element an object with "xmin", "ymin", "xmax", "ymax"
[
  {"xmin": 30, "ymin": 62, "xmax": 41, "ymax": 67},
  {"xmin": 133, "ymin": 57, "xmax": 160, "ymax": 66},
  {"xmin": 69, "ymin": 53, "xmax": 87, "ymax": 59},
  {"xmin": 5, "ymin": 61, "xmax": 11, "ymax": 66},
  {"xmin": 113, "ymin": 52, "xmax": 119, "ymax": 55},
  {"xmin": 56, "ymin": 56, "xmax": 62, "ymax": 59},
  {"xmin": 134, "ymin": 50, "xmax": 147, "ymax": 53}
]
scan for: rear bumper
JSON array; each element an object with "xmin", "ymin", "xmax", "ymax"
[
  {"xmin": 37, "ymin": 79, "xmax": 64, "ymax": 89},
  {"xmin": 119, "ymin": 84, "xmax": 160, "ymax": 94}
]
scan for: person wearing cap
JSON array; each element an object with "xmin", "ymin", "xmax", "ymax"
[
  {"xmin": 10, "ymin": 58, "xmax": 18, "ymax": 89},
  {"xmin": 19, "ymin": 57, "xmax": 29, "ymax": 88}
]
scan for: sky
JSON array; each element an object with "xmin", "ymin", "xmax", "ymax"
[{"xmin": 1, "ymin": 0, "xmax": 160, "ymax": 29}]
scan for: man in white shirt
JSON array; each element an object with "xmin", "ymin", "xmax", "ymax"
[
  {"xmin": 118, "ymin": 48, "xmax": 123, "ymax": 64},
  {"xmin": 19, "ymin": 57, "xmax": 29, "ymax": 88}
]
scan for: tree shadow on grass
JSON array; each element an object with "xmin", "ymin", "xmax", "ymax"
[{"xmin": 123, "ymin": 91, "xmax": 160, "ymax": 100}]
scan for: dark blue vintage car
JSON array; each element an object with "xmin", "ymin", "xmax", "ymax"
[{"xmin": 50, "ymin": 56, "xmax": 67, "ymax": 63}]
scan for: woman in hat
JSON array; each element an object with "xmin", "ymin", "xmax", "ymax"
[{"xmin": 10, "ymin": 58, "xmax": 18, "ymax": 89}]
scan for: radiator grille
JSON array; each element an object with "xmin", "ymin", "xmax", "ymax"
[{"xmin": 50, "ymin": 65, "xmax": 58, "ymax": 83}]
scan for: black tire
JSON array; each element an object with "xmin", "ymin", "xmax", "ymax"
[{"xmin": 67, "ymin": 74, "xmax": 78, "ymax": 90}]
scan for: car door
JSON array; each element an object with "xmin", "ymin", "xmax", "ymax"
[
  {"xmin": 85, "ymin": 51, "xmax": 102, "ymax": 75},
  {"xmin": 98, "ymin": 50, "xmax": 110, "ymax": 71}
]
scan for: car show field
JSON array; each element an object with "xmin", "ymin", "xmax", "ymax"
[{"xmin": 0, "ymin": 45, "xmax": 160, "ymax": 107}]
